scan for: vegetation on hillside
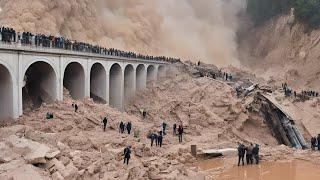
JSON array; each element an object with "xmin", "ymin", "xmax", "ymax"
[{"xmin": 246, "ymin": 0, "xmax": 320, "ymax": 29}]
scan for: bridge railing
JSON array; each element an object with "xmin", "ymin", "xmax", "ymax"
[{"xmin": 0, "ymin": 41, "xmax": 168, "ymax": 64}]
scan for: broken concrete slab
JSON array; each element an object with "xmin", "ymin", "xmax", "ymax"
[
  {"xmin": 202, "ymin": 148, "xmax": 237, "ymax": 157},
  {"xmin": 45, "ymin": 149, "xmax": 61, "ymax": 159},
  {"xmin": 0, "ymin": 125, "xmax": 27, "ymax": 139},
  {"xmin": 0, "ymin": 142, "xmax": 21, "ymax": 163},
  {"xmin": 61, "ymin": 162, "xmax": 78, "ymax": 180},
  {"xmin": 52, "ymin": 171, "xmax": 64, "ymax": 180},
  {"xmin": 0, "ymin": 159, "xmax": 25, "ymax": 174},
  {"xmin": 6, "ymin": 135, "xmax": 52, "ymax": 164},
  {"xmin": 0, "ymin": 164, "xmax": 44, "ymax": 180}
]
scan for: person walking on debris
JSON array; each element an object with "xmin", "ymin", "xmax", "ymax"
[
  {"xmin": 143, "ymin": 110, "xmax": 147, "ymax": 119},
  {"xmin": 127, "ymin": 121, "xmax": 132, "ymax": 134},
  {"xmin": 173, "ymin": 123, "xmax": 177, "ymax": 135},
  {"xmin": 119, "ymin": 121, "xmax": 125, "ymax": 134},
  {"xmin": 123, "ymin": 146, "xmax": 131, "ymax": 165},
  {"xmin": 140, "ymin": 108, "xmax": 146, "ymax": 119},
  {"xmin": 155, "ymin": 133, "xmax": 159, "ymax": 147},
  {"xmin": 162, "ymin": 122, "xmax": 167, "ymax": 135},
  {"xmin": 74, "ymin": 104, "xmax": 78, "ymax": 112},
  {"xmin": 236, "ymin": 86, "xmax": 241, "ymax": 98},
  {"xmin": 311, "ymin": 137, "xmax": 317, "ymax": 150},
  {"xmin": 246, "ymin": 143, "xmax": 254, "ymax": 165},
  {"xmin": 102, "ymin": 117, "xmax": 108, "ymax": 132},
  {"xmin": 158, "ymin": 131, "xmax": 163, "ymax": 147},
  {"xmin": 150, "ymin": 132, "xmax": 157, "ymax": 147},
  {"xmin": 178, "ymin": 125, "xmax": 184, "ymax": 143},
  {"xmin": 317, "ymin": 134, "xmax": 320, "ymax": 151},
  {"xmin": 252, "ymin": 144, "xmax": 260, "ymax": 164},
  {"xmin": 46, "ymin": 112, "xmax": 53, "ymax": 119},
  {"xmin": 237, "ymin": 143, "xmax": 245, "ymax": 166}
]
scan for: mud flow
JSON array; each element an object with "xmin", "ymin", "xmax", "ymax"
[
  {"xmin": 197, "ymin": 159, "xmax": 320, "ymax": 180},
  {"xmin": 196, "ymin": 158, "xmax": 224, "ymax": 171}
]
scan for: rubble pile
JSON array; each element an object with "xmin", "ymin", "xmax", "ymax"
[{"xmin": 1, "ymin": 63, "xmax": 319, "ymax": 179}]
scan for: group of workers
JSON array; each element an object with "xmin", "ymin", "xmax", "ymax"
[
  {"xmin": 71, "ymin": 103, "xmax": 79, "ymax": 112},
  {"xmin": 310, "ymin": 134, "xmax": 320, "ymax": 151},
  {"xmin": 237, "ymin": 143, "xmax": 260, "ymax": 166},
  {"xmin": 99, "ymin": 112, "xmax": 185, "ymax": 165},
  {"xmin": 282, "ymin": 83, "xmax": 319, "ymax": 98},
  {"xmin": 0, "ymin": 26, "xmax": 181, "ymax": 63},
  {"xmin": 148, "ymin": 122, "xmax": 185, "ymax": 148},
  {"xmin": 119, "ymin": 121, "xmax": 132, "ymax": 134}
]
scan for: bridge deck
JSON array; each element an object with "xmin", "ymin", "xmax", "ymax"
[{"xmin": 0, "ymin": 43, "xmax": 167, "ymax": 64}]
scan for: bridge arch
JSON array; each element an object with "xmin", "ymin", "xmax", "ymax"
[
  {"xmin": 158, "ymin": 65, "xmax": 166, "ymax": 78},
  {"xmin": 109, "ymin": 63, "xmax": 123, "ymax": 109},
  {"xmin": 0, "ymin": 64, "xmax": 13, "ymax": 119},
  {"xmin": 124, "ymin": 64, "xmax": 135, "ymax": 105},
  {"xmin": 63, "ymin": 62, "xmax": 85, "ymax": 100},
  {"xmin": 136, "ymin": 64, "xmax": 146, "ymax": 91},
  {"xmin": 147, "ymin": 65, "xmax": 156, "ymax": 83},
  {"xmin": 90, "ymin": 63, "xmax": 107, "ymax": 103},
  {"xmin": 23, "ymin": 61, "xmax": 57, "ymax": 110}
]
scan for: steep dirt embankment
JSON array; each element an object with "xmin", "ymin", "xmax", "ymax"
[{"xmin": 239, "ymin": 12, "xmax": 320, "ymax": 91}]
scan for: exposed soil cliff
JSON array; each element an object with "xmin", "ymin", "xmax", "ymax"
[{"xmin": 239, "ymin": 12, "xmax": 320, "ymax": 91}]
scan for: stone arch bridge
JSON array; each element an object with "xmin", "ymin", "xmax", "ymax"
[{"xmin": 0, "ymin": 45, "xmax": 168, "ymax": 119}]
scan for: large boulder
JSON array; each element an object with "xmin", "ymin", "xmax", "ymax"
[
  {"xmin": 6, "ymin": 135, "xmax": 52, "ymax": 164},
  {"xmin": 0, "ymin": 164, "xmax": 44, "ymax": 180},
  {"xmin": 0, "ymin": 142, "xmax": 20, "ymax": 163},
  {"xmin": 0, "ymin": 125, "xmax": 28, "ymax": 139}
]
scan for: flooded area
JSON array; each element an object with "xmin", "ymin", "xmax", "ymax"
[
  {"xmin": 196, "ymin": 158, "xmax": 225, "ymax": 171},
  {"xmin": 197, "ymin": 158, "xmax": 320, "ymax": 180}
]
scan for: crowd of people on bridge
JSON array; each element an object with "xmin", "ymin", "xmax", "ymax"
[{"xmin": 0, "ymin": 26, "xmax": 181, "ymax": 63}]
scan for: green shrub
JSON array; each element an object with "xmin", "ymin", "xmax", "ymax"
[
  {"xmin": 293, "ymin": 0, "xmax": 320, "ymax": 28},
  {"xmin": 246, "ymin": 0, "xmax": 292, "ymax": 26}
]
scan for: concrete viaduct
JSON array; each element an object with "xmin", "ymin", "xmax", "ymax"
[{"xmin": 0, "ymin": 45, "xmax": 167, "ymax": 119}]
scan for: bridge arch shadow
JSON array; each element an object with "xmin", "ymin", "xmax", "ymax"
[
  {"xmin": 136, "ymin": 64, "xmax": 146, "ymax": 91},
  {"xmin": 124, "ymin": 64, "xmax": 134, "ymax": 105},
  {"xmin": 22, "ymin": 61, "xmax": 57, "ymax": 111},
  {"xmin": 109, "ymin": 63, "xmax": 122, "ymax": 109},
  {"xmin": 158, "ymin": 65, "xmax": 166, "ymax": 78},
  {"xmin": 147, "ymin": 65, "xmax": 156, "ymax": 84},
  {"xmin": 63, "ymin": 62, "xmax": 85, "ymax": 100},
  {"xmin": 90, "ymin": 63, "xmax": 107, "ymax": 103},
  {"xmin": 0, "ymin": 64, "xmax": 13, "ymax": 119}
]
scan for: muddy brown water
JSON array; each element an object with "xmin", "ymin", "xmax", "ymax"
[{"xmin": 197, "ymin": 158, "xmax": 320, "ymax": 180}]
